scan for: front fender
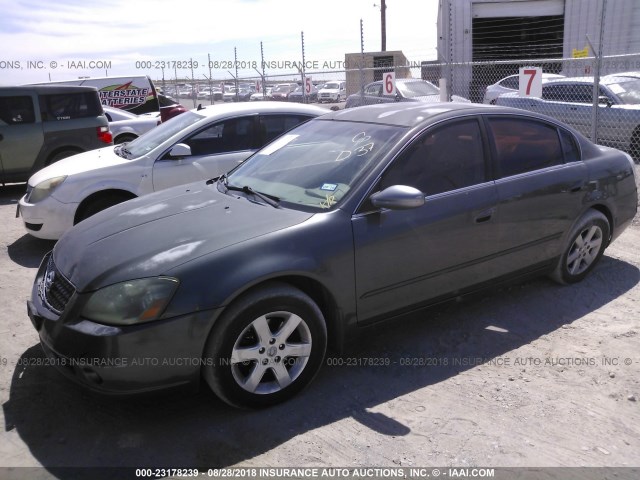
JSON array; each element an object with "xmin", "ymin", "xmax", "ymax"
[
  {"xmin": 162, "ymin": 211, "xmax": 356, "ymax": 326},
  {"xmin": 52, "ymin": 161, "xmax": 153, "ymax": 204}
]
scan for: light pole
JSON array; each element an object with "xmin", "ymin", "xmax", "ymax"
[{"xmin": 374, "ymin": 0, "xmax": 387, "ymax": 51}]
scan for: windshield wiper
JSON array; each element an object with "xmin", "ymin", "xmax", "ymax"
[
  {"xmin": 216, "ymin": 174, "xmax": 279, "ymax": 208},
  {"xmin": 226, "ymin": 184, "xmax": 280, "ymax": 208},
  {"xmin": 115, "ymin": 144, "xmax": 132, "ymax": 158},
  {"xmin": 114, "ymin": 145, "xmax": 126, "ymax": 158}
]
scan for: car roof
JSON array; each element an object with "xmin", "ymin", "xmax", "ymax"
[
  {"xmin": 191, "ymin": 102, "xmax": 327, "ymax": 117},
  {"xmin": 543, "ymin": 75, "xmax": 635, "ymax": 86},
  {"xmin": 368, "ymin": 78, "xmax": 432, "ymax": 85},
  {"xmin": 318, "ymin": 102, "xmax": 507, "ymax": 127},
  {"xmin": 1, "ymin": 84, "xmax": 100, "ymax": 94}
]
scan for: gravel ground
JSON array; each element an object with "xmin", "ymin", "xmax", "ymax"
[{"xmin": 0, "ymin": 165, "xmax": 639, "ymax": 476}]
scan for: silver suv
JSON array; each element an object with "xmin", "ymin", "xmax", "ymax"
[{"xmin": 0, "ymin": 85, "xmax": 111, "ymax": 184}]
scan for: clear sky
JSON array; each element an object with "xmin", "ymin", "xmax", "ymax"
[{"xmin": 0, "ymin": 0, "xmax": 439, "ymax": 85}]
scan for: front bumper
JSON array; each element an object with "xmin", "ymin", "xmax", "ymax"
[
  {"xmin": 319, "ymin": 93, "xmax": 340, "ymax": 102},
  {"xmin": 18, "ymin": 193, "xmax": 77, "ymax": 240},
  {"xmin": 28, "ymin": 253, "xmax": 222, "ymax": 395}
]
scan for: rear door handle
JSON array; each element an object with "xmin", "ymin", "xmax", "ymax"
[
  {"xmin": 562, "ymin": 181, "xmax": 586, "ymax": 193},
  {"xmin": 474, "ymin": 208, "xmax": 495, "ymax": 223}
]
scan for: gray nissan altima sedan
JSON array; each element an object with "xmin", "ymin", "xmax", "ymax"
[{"xmin": 28, "ymin": 102, "xmax": 638, "ymax": 408}]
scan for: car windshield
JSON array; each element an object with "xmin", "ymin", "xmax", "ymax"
[
  {"xmin": 124, "ymin": 111, "xmax": 204, "ymax": 158},
  {"xmin": 604, "ymin": 77, "xmax": 640, "ymax": 104},
  {"xmin": 397, "ymin": 81, "xmax": 440, "ymax": 98},
  {"xmin": 226, "ymin": 119, "xmax": 406, "ymax": 211},
  {"xmin": 273, "ymin": 85, "xmax": 291, "ymax": 92},
  {"xmin": 324, "ymin": 83, "xmax": 340, "ymax": 89}
]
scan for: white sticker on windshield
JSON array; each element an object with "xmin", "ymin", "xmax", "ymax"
[
  {"xmin": 260, "ymin": 134, "xmax": 299, "ymax": 155},
  {"xmin": 609, "ymin": 83, "xmax": 625, "ymax": 94},
  {"xmin": 321, "ymin": 183, "xmax": 338, "ymax": 191}
]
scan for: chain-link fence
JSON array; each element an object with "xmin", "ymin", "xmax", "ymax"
[{"xmin": 160, "ymin": 52, "xmax": 640, "ymax": 160}]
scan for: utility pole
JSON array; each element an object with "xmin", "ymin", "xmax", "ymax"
[{"xmin": 381, "ymin": 0, "xmax": 386, "ymax": 51}]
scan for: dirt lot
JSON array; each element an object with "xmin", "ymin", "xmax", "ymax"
[{"xmin": 0, "ymin": 165, "xmax": 639, "ymax": 476}]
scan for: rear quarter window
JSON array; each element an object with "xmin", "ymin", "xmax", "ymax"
[
  {"xmin": 559, "ymin": 128, "xmax": 580, "ymax": 163},
  {"xmin": 39, "ymin": 92, "xmax": 103, "ymax": 121}
]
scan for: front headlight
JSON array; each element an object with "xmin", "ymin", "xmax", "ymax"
[
  {"xmin": 28, "ymin": 176, "xmax": 67, "ymax": 203},
  {"xmin": 81, "ymin": 277, "xmax": 179, "ymax": 326}
]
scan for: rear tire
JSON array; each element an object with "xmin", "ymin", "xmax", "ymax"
[
  {"xmin": 47, "ymin": 149, "xmax": 81, "ymax": 165},
  {"xmin": 202, "ymin": 282, "xmax": 327, "ymax": 408},
  {"xmin": 114, "ymin": 134, "xmax": 137, "ymax": 144},
  {"xmin": 551, "ymin": 210, "xmax": 610, "ymax": 285}
]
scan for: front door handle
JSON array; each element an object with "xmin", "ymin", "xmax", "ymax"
[{"xmin": 475, "ymin": 208, "xmax": 495, "ymax": 223}]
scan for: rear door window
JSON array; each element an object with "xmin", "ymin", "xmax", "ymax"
[
  {"xmin": 39, "ymin": 92, "xmax": 102, "ymax": 121},
  {"xmin": 365, "ymin": 84, "xmax": 382, "ymax": 96},
  {"xmin": 487, "ymin": 117, "xmax": 564, "ymax": 178},
  {"xmin": 258, "ymin": 114, "xmax": 313, "ymax": 144}
]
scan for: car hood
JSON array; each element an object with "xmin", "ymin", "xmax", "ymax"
[
  {"xmin": 53, "ymin": 182, "xmax": 314, "ymax": 292},
  {"xmin": 28, "ymin": 146, "xmax": 128, "ymax": 187}
]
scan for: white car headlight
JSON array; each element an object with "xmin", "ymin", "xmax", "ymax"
[
  {"xmin": 81, "ymin": 277, "xmax": 179, "ymax": 326},
  {"xmin": 28, "ymin": 176, "xmax": 67, "ymax": 203}
]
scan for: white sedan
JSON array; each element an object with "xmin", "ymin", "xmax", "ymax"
[
  {"xmin": 250, "ymin": 87, "xmax": 272, "ymax": 101},
  {"xmin": 18, "ymin": 102, "xmax": 327, "ymax": 239},
  {"xmin": 482, "ymin": 73, "xmax": 565, "ymax": 104},
  {"xmin": 103, "ymin": 106, "xmax": 162, "ymax": 144}
]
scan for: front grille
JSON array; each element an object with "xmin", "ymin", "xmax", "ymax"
[
  {"xmin": 39, "ymin": 255, "xmax": 75, "ymax": 314},
  {"xmin": 25, "ymin": 222, "xmax": 43, "ymax": 231}
]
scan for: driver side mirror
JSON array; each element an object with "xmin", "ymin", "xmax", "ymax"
[
  {"xmin": 370, "ymin": 185, "xmax": 425, "ymax": 210},
  {"xmin": 168, "ymin": 143, "xmax": 192, "ymax": 158},
  {"xmin": 598, "ymin": 96, "xmax": 613, "ymax": 107}
]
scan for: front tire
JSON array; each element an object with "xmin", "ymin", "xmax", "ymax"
[
  {"xmin": 551, "ymin": 210, "xmax": 610, "ymax": 284},
  {"xmin": 202, "ymin": 282, "xmax": 327, "ymax": 408},
  {"xmin": 75, "ymin": 193, "xmax": 134, "ymax": 223}
]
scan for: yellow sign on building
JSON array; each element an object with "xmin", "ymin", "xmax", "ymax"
[{"xmin": 572, "ymin": 46, "xmax": 589, "ymax": 58}]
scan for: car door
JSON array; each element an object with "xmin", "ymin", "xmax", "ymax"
[
  {"xmin": 485, "ymin": 116, "xmax": 588, "ymax": 273},
  {"xmin": 152, "ymin": 115, "xmax": 257, "ymax": 191},
  {"xmin": 0, "ymin": 92, "xmax": 43, "ymax": 182},
  {"xmin": 351, "ymin": 118, "xmax": 500, "ymax": 323}
]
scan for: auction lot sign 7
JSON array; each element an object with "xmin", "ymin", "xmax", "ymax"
[{"xmin": 519, "ymin": 66, "xmax": 542, "ymax": 98}]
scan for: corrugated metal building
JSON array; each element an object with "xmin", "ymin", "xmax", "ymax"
[{"xmin": 437, "ymin": 0, "xmax": 640, "ymax": 100}]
